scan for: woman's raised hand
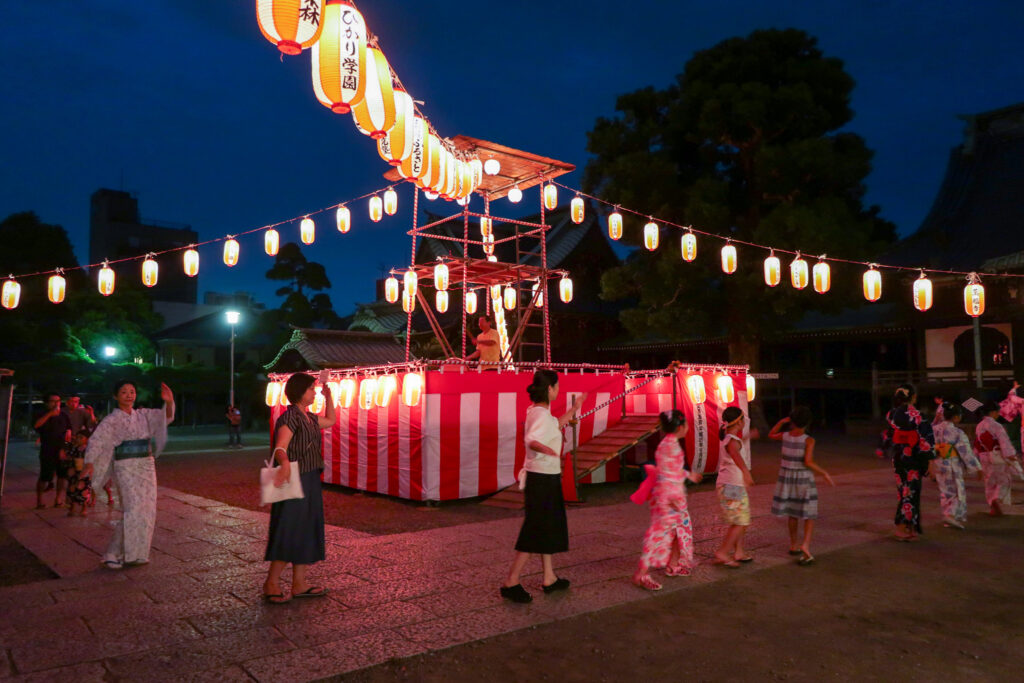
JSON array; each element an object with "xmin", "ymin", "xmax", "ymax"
[{"xmin": 160, "ymin": 383, "xmax": 174, "ymax": 404}]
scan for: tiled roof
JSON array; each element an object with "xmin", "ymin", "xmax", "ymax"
[{"xmin": 264, "ymin": 328, "xmax": 406, "ymax": 371}]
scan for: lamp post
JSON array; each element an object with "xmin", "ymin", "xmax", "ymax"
[{"xmin": 225, "ymin": 311, "xmax": 240, "ymax": 406}]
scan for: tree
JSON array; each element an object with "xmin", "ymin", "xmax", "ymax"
[
  {"xmin": 585, "ymin": 29, "xmax": 896, "ymax": 366},
  {"xmin": 264, "ymin": 242, "xmax": 341, "ymax": 329}
]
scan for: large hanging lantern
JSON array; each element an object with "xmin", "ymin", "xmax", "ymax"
[
  {"xmin": 716, "ymin": 374, "xmax": 735, "ymax": 404},
  {"xmin": 401, "ymin": 373, "xmax": 423, "ymax": 407},
  {"xmin": 465, "ymin": 290, "xmax": 478, "ymax": 315},
  {"xmin": 384, "ymin": 275, "xmax": 399, "ymax": 303},
  {"xmin": 790, "ymin": 254, "xmax": 809, "ymax": 290},
  {"xmin": 489, "ymin": 283, "xmax": 502, "ymax": 301},
  {"xmin": 483, "ymin": 158, "xmax": 501, "ymax": 176},
  {"xmin": 570, "ymin": 196, "xmax": 585, "ymax": 224},
  {"xmin": 608, "ymin": 211, "xmax": 623, "ymax": 240},
  {"xmin": 265, "ymin": 229, "xmax": 280, "ymax": 256},
  {"xmin": 336, "ymin": 206, "xmax": 351, "ymax": 233},
  {"xmin": 378, "ymin": 89, "xmax": 415, "ymax": 165},
  {"xmin": 141, "ymin": 257, "xmax": 159, "ymax": 288},
  {"xmin": 301, "ymin": 217, "xmax": 315, "ymax": 244},
  {"xmin": 482, "ymin": 233, "xmax": 495, "ymax": 256},
  {"xmin": 435, "ymin": 290, "xmax": 449, "ymax": 313},
  {"xmin": 375, "ymin": 375, "xmax": 397, "ymax": 407},
  {"xmin": 643, "ymin": 221, "xmax": 659, "ymax": 251},
  {"xmin": 358, "ymin": 377, "xmax": 378, "ymax": 410},
  {"xmin": 763, "ymin": 251, "xmax": 781, "ymax": 287},
  {"xmin": 508, "ymin": 186, "xmax": 523, "ymax": 203},
  {"xmin": 265, "ymin": 381, "xmax": 282, "ymax": 407},
  {"xmin": 256, "ymin": 0, "xmax": 326, "ymax": 56},
  {"xmin": 503, "ymin": 285, "xmax": 517, "ymax": 310},
  {"xmin": 745, "ymin": 375, "xmax": 756, "ymax": 401},
  {"xmin": 964, "ymin": 274, "xmax": 985, "ymax": 318},
  {"xmin": 337, "ymin": 378, "xmax": 356, "ymax": 407},
  {"xmin": 681, "ymin": 231, "xmax": 697, "ymax": 262},
  {"xmin": 480, "ymin": 216, "xmax": 492, "ymax": 236},
  {"xmin": 422, "ymin": 134, "xmax": 444, "ymax": 192},
  {"xmin": 721, "ymin": 244, "xmax": 737, "ymax": 274},
  {"xmin": 813, "ymin": 259, "xmax": 830, "ymax": 294},
  {"xmin": 383, "ymin": 187, "xmax": 398, "ymax": 215},
  {"xmin": 351, "ymin": 47, "xmax": 396, "ymax": 139},
  {"xmin": 184, "ymin": 248, "xmax": 199, "ymax": 277},
  {"xmin": 311, "ymin": 387, "xmax": 326, "ymax": 415},
  {"xmin": 398, "ymin": 117, "xmax": 429, "ymax": 185},
  {"xmin": 403, "ymin": 270, "xmax": 418, "ymax": 296},
  {"xmin": 532, "ymin": 281, "xmax": 544, "ymax": 307},
  {"xmin": 402, "ymin": 288, "xmax": 416, "ymax": 313},
  {"xmin": 47, "ymin": 273, "xmax": 66, "ymax": 304},
  {"xmin": 433, "ymin": 263, "xmax": 449, "ymax": 291},
  {"xmin": 686, "ymin": 375, "xmax": 706, "ymax": 404},
  {"xmin": 97, "ymin": 262, "xmax": 115, "ymax": 297},
  {"xmin": 223, "ymin": 238, "xmax": 240, "ymax": 267},
  {"xmin": 1, "ymin": 277, "xmax": 20, "ymax": 310},
  {"xmin": 543, "ymin": 183, "xmax": 558, "ymax": 211},
  {"xmin": 559, "ymin": 275, "xmax": 573, "ymax": 303},
  {"xmin": 311, "ymin": 0, "xmax": 367, "ymax": 113},
  {"xmin": 913, "ymin": 272, "xmax": 933, "ymax": 312},
  {"xmin": 863, "ymin": 266, "xmax": 882, "ymax": 302},
  {"xmin": 369, "ymin": 196, "xmax": 383, "ymax": 222}
]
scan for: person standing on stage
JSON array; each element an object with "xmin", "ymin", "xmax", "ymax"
[
  {"xmin": 33, "ymin": 392, "xmax": 72, "ymax": 509},
  {"xmin": 465, "ymin": 316, "xmax": 502, "ymax": 365}
]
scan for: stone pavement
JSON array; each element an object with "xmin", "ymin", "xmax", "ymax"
[{"xmin": 0, "ymin": 441, "xmax": 1014, "ymax": 681}]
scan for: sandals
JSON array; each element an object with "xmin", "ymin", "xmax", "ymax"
[
  {"xmin": 664, "ymin": 565, "xmax": 691, "ymax": 577},
  {"xmin": 542, "ymin": 577, "xmax": 570, "ymax": 594},
  {"xmin": 787, "ymin": 549, "xmax": 803, "ymax": 556},
  {"xmin": 102, "ymin": 559, "xmax": 124, "ymax": 570},
  {"xmin": 292, "ymin": 587, "xmax": 328, "ymax": 598},
  {"xmin": 797, "ymin": 552, "xmax": 815, "ymax": 566},
  {"xmin": 713, "ymin": 557, "xmax": 741, "ymax": 569},
  {"xmin": 633, "ymin": 573, "xmax": 662, "ymax": 591},
  {"xmin": 735, "ymin": 555, "xmax": 754, "ymax": 563},
  {"xmin": 500, "ymin": 584, "xmax": 532, "ymax": 603},
  {"xmin": 263, "ymin": 593, "xmax": 290, "ymax": 604}
]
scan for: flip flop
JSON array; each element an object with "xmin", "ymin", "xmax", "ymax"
[
  {"xmin": 798, "ymin": 553, "xmax": 815, "ymax": 566},
  {"xmin": 292, "ymin": 587, "xmax": 328, "ymax": 598},
  {"xmin": 263, "ymin": 593, "xmax": 290, "ymax": 604},
  {"xmin": 713, "ymin": 558, "xmax": 741, "ymax": 568},
  {"xmin": 735, "ymin": 556, "xmax": 754, "ymax": 563}
]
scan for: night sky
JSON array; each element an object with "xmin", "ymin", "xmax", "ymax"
[{"xmin": 2, "ymin": 0, "xmax": 1022, "ymax": 316}]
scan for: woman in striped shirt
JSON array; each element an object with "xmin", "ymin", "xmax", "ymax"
[{"xmin": 263, "ymin": 373, "xmax": 336, "ymax": 603}]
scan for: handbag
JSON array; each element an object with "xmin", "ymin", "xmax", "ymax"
[{"xmin": 260, "ymin": 460, "xmax": 304, "ymax": 506}]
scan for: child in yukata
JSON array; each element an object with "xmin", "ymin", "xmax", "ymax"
[
  {"xmin": 930, "ymin": 403, "xmax": 981, "ymax": 529},
  {"xmin": 64, "ymin": 429, "xmax": 93, "ymax": 516},
  {"xmin": 974, "ymin": 401, "xmax": 1024, "ymax": 516}
]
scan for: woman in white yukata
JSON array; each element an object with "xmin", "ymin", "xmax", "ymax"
[
  {"xmin": 974, "ymin": 400, "xmax": 1021, "ymax": 517},
  {"xmin": 930, "ymin": 403, "xmax": 981, "ymax": 529},
  {"xmin": 84, "ymin": 380, "xmax": 175, "ymax": 569}
]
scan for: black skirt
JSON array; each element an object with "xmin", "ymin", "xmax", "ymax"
[
  {"xmin": 265, "ymin": 468, "xmax": 326, "ymax": 564},
  {"xmin": 515, "ymin": 471, "xmax": 569, "ymax": 554}
]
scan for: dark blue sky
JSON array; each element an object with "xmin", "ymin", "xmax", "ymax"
[{"xmin": 2, "ymin": 0, "xmax": 1022, "ymax": 315}]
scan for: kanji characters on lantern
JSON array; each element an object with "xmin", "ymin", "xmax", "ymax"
[
  {"xmin": 644, "ymin": 221, "xmax": 659, "ymax": 251},
  {"xmin": 256, "ymin": 0, "xmax": 325, "ymax": 56},
  {"xmin": 141, "ymin": 257, "xmax": 159, "ymax": 288},
  {"xmin": 543, "ymin": 183, "xmax": 558, "ymax": 211},
  {"xmin": 964, "ymin": 274, "xmax": 985, "ymax": 317},
  {"xmin": 358, "ymin": 377, "xmax": 377, "ymax": 409},
  {"xmin": 311, "ymin": 0, "xmax": 367, "ymax": 113},
  {"xmin": 351, "ymin": 47, "xmax": 396, "ymax": 139},
  {"xmin": 375, "ymin": 375, "xmax": 397, "ymax": 407},
  {"xmin": 790, "ymin": 254, "xmax": 809, "ymax": 290},
  {"xmin": 681, "ymin": 231, "xmax": 697, "ymax": 262},
  {"xmin": 571, "ymin": 196, "xmax": 585, "ymax": 224},
  {"xmin": 1, "ymin": 277, "xmax": 20, "ymax": 310},
  {"xmin": 608, "ymin": 211, "xmax": 623, "ymax": 240},
  {"xmin": 337, "ymin": 378, "xmax": 356, "ymax": 407}
]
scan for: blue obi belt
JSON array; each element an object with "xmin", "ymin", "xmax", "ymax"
[{"xmin": 114, "ymin": 438, "xmax": 151, "ymax": 461}]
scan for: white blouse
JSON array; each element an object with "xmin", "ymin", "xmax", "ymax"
[
  {"xmin": 717, "ymin": 433, "xmax": 750, "ymax": 487},
  {"xmin": 522, "ymin": 404, "xmax": 563, "ymax": 474}
]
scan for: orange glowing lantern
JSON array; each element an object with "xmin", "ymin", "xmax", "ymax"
[
  {"xmin": 790, "ymin": 254, "xmax": 809, "ymax": 290},
  {"xmin": 681, "ymin": 231, "xmax": 697, "ymax": 262},
  {"xmin": 377, "ymin": 89, "xmax": 415, "ymax": 165},
  {"xmin": 265, "ymin": 381, "xmax": 282, "ymax": 407},
  {"xmin": 434, "ymin": 263, "xmax": 449, "ymax": 291},
  {"xmin": 863, "ymin": 266, "xmax": 882, "ymax": 302},
  {"xmin": 375, "ymin": 375, "xmax": 397, "ymax": 407},
  {"xmin": 403, "ymin": 270, "xmax": 418, "ymax": 295},
  {"xmin": 465, "ymin": 291, "xmax": 478, "ymax": 315},
  {"xmin": 223, "ymin": 238, "xmax": 240, "ymax": 267},
  {"xmin": 482, "ymin": 233, "xmax": 495, "ymax": 256},
  {"xmin": 503, "ymin": 286, "xmax": 517, "ymax": 310},
  {"xmin": 480, "ymin": 216, "xmax": 492, "ymax": 237},
  {"xmin": 402, "ymin": 288, "xmax": 416, "ymax": 313},
  {"xmin": 401, "ymin": 373, "xmax": 423, "ymax": 406},
  {"xmin": 336, "ymin": 206, "xmax": 351, "ymax": 233},
  {"xmin": 337, "ymin": 378, "xmax": 356, "ymax": 407},
  {"xmin": 435, "ymin": 290, "xmax": 449, "ymax": 313},
  {"xmin": 256, "ymin": 0, "xmax": 326, "ymax": 56},
  {"xmin": 301, "ymin": 217, "xmax": 315, "ymax": 244},
  {"xmin": 351, "ymin": 47, "xmax": 396, "ymax": 139},
  {"xmin": 559, "ymin": 276, "xmax": 573, "ymax": 303},
  {"xmin": 643, "ymin": 221, "xmax": 659, "ymax": 251},
  {"xmin": 141, "ymin": 257, "xmax": 158, "ymax": 288},
  {"xmin": 47, "ymin": 273, "xmax": 66, "ymax": 304},
  {"xmin": 764, "ymin": 252, "xmax": 781, "ymax": 287},
  {"xmin": 571, "ymin": 196, "xmax": 585, "ymax": 224},
  {"xmin": 184, "ymin": 248, "xmax": 199, "ymax": 277},
  {"xmin": 369, "ymin": 196, "xmax": 383, "ymax": 222},
  {"xmin": 97, "ymin": 262, "xmax": 115, "ymax": 296},
  {"xmin": 608, "ymin": 211, "xmax": 623, "ymax": 241},
  {"xmin": 745, "ymin": 375, "xmax": 756, "ymax": 401},
  {"xmin": 812, "ymin": 259, "xmax": 830, "ymax": 294},
  {"xmin": 686, "ymin": 375, "xmax": 706, "ymax": 404},
  {"xmin": 543, "ymin": 183, "xmax": 558, "ymax": 211},
  {"xmin": 913, "ymin": 272, "xmax": 933, "ymax": 312},
  {"xmin": 384, "ymin": 275, "xmax": 399, "ymax": 303},
  {"xmin": 311, "ymin": 0, "xmax": 367, "ymax": 113},
  {"xmin": 489, "ymin": 283, "xmax": 501, "ymax": 301},
  {"xmin": 964, "ymin": 275, "xmax": 985, "ymax": 317},
  {"xmin": 265, "ymin": 229, "xmax": 280, "ymax": 256},
  {"xmin": 311, "ymin": 386, "xmax": 325, "ymax": 414},
  {"xmin": 716, "ymin": 375, "xmax": 735, "ymax": 404},
  {"xmin": 532, "ymin": 281, "xmax": 544, "ymax": 307},
  {"xmin": 1, "ymin": 277, "xmax": 20, "ymax": 310},
  {"xmin": 398, "ymin": 117, "xmax": 429, "ymax": 185},
  {"xmin": 383, "ymin": 187, "xmax": 398, "ymax": 215},
  {"xmin": 358, "ymin": 377, "xmax": 377, "ymax": 409},
  {"xmin": 721, "ymin": 244, "xmax": 737, "ymax": 274}
]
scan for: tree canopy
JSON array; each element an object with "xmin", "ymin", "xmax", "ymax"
[
  {"xmin": 585, "ymin": 28, "xmax": 896, "ymax": 364},
  {"xmin": 262, "ymin": 241, "xmax": 341, "ymax": 334}
]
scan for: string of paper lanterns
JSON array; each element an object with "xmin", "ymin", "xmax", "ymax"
[{"xmin": 266, "ymin": 369, "xmax": 426, "ymax": 410}]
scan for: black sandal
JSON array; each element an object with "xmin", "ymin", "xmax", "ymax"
[
  {"xmin": 293, "ymin": 587, "xmax": 328, "ymax": 598},
  {"xmin": 500, "ymin": 584, "xmax": 532, "ymax": 603},
  {"xmin": 542, "ymin": 577, "xmax": 570, "ymax": 594}
]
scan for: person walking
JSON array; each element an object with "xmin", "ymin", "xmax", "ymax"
[
  {"xmin": 974, "ymin": 400, "xmax": 1020, "ymax": 516},
  {"xmin": 879, "ymin": 384, "xmax": 935, "ymax": 541},
  {"xmin": 931, "ymin": 402, "xmax": 981, "ymax": 529},
  {"xmin": 263, "ymin": 373, "xmax": 336, "ymax": 603},
  {"xmin": 713, "ymin": 406, "xmax": 754, "ymax": 567},
  {"xmin": 226, "ymin": 404, "xmax": 243, "ymax": 448},
  {"xmin": 33, "ymin": 392, "xmax": 72, "ymax": 509}
]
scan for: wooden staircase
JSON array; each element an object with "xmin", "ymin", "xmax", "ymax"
[{"xmin": 481, "ymin": 415, "xmax": 660, "ymax": 508}]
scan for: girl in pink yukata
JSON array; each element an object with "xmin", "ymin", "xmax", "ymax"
[
  {"xmin": 974, "ymin": 401, "xmax": 1023, "ymax": 516},
  {"xmin": 632, "ymin": 410, "xmax": 702, "ymax": 591},
  {"xmin": 930, "ymin": 403, "xmax": 982, "ymax": 529}
]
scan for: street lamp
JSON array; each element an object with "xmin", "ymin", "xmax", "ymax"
[
  {"xmin": 102, "ymin": 346, "xmax": 117, "ymax": 359},
  {"xmin": 225, "ymin": 311, "xmax": 240, "ymax": 406}
]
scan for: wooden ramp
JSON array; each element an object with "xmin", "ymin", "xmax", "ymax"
[{"xmin": 481, "ymin": 415, "xmax": 660, "ymax": 508}]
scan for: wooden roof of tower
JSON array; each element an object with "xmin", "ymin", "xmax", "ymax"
[{"xmin": 384, "ymin": 135, "xmax": 575, "ymax": 200}]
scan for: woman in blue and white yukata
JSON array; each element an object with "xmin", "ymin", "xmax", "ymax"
[
  {"xmin": 84, "ymin": 380, "xmax": 175, "ymax": 569},
  {"xmin": 930, "ymin": 402, "xmax": 981, "ymax": 529}
]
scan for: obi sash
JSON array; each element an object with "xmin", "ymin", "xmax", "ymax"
[
  {"xmin": 114, "ymin": 438, "xmax": 151, "ymax": 461},
  {"xmin": 934, "ymin": 443, "xmax": 956, "ymax": 460},
  {"xmin": 892, "ymin": 429, "xmax": 919, "ymax": 446}
]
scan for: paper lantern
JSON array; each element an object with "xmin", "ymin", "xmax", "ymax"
[
  {"xmin": 351, "ymin": 47, "xmax": 396, "ymax": 139},
  {"xmin": 484, "ymin": 158, "xmax": 500, "ymax": 176},
  {"xmin": 311, "ymin": 0, "xmax": 367, "ymax": 113},
  {"xmin": 435, "ymin": 290, "xmax": 449, "ymax": 313},
  {"xmin": 489, "ymin": 283, "xmax": 502, "ymax": 301},
  {"xmin": 686, "ymin": 375, "xmax": 706, "ymax": 404},
  {"xmin": 442, "ymin": 149, "xmax": 458, "ymax": 198},
  {"xmin": 480, "ymin": 216, "xmax": 492, "ymax": 237},
  {"xmin": 763, "ymin": 252, "xmax": 781, "ymax": 287},
  {"xmin": 608, "ymin": 211, "xmax": 623, "ymax": 240},
  {"xmin": 503, "ymin": 285, "xmax": 517, "ymax": 310},
  {"xmin": 465, "ymin": 291, "xmax": 478, "ymax": 315},
  {"xmin": 721, "ymin": 244, "xmax": 737, "ymax": 274},
  {"xmin": 790, "ymin": 255, "xmax": 809, "ymax": 290},
  {"xmin": 184, "ymin": 248, "xmax": 199, "ymax": 277},
  {"xmin": 383, "ymin": 187, "xmax": 398, "ymax": 215},
  {"xmin": 1, "ymin": 278, "xmax": 20, "ymax": 310},
  {"xmin": 47, "ymin": 273, "xmax": 66, "ymax": 304},
  {"xmin": 326, "ymin": 381, "xmax": 340, "ymax": 407},
  {"xmin": 403, "ymin": 270, "xmax": 418, "ymax": 295},
  {"xmin": 97, "ymin": 262, "xmax": 115, "ymax": 296},
  {"xmin": 337, "ymin": 378, "xmax": 356, "ymax": 407},
  {"xmin": 375, "ymin": 375, "xmax": 396, "ymax": 407},
  {"xmin": 863, "ymin": 267, "xmax": 882, "ymax": 302},
  {"xmin": 532, "ymin": 281, "xmax": 544, "ymax": 307},
  {"xmin": 369, "ymin": 196, "xmax": 383, "ymax": 222},
  {"xmin": 964, "ymin": 277, "xmax": 985, "ymax": 317},
  {"xmin": 402, "ymin": 288, "xmax": 416, "ymax": 313},
  {"xmin": 434, "ymin": 263, "xmax": 449, "ymax": 291},
  {"xmin": 913, "ymin": 273, "xmax": 933, "ymax": 312},
  {"xmin": 424, "ymin": 191, "xmax": 439, "ymax": 200},
  {"xmin": 681, "ymin": 232, "xmax": 697, "ymax": 262},
  {"xmin": 223, "ymin": 238, "xmax": 240, "ymax": 267},
  {"xmin": 358, "ymin": 377, "xmax": 378, "ymax": 409},
  {"xmin": 265, "ymin": 381, "xmax": 282, "ymax": 407},
  {"xmin": 716, "ymin": 375, "xmax": 735, "ymax": 403},
  {"xmin": 643, "ymin": 221, "xmax": 659, "ymax": 251},
  {"xmin": 311, "ymin": 387, "xmax": 325, "ymax": 414},
  {"xmin": 336, "ymin": 206, "xmax": 351, "ymax": 233},
  {"xmin": 265, "ymin": 229, "xmax": 280, "ymax": 256},
  {"xmin": 508, "ymin": 186, "xmax": 523, "ymax": 203},
  {"xmin": 482, "ymin": 233, "xmax": 495, "ymax": 255},
  {"xmin": 377, "ymin": 89, "xmax": 414, "ymax": 166},
  {"xmin": 745, "ymin": 375, "xmax": 756, "ymax": 401},
  {"xmin": 571, "ymin": 196, "xmax": 585, "ymax": 224},
  {"xmin": 301, "ymin": 217, "xmax": 315, "ymax": 244},
  {"xmin": 398, "ymin": 117, "xmax": 429, "ymax": 185},
  {"xmin": 559, "ymin": 275, "xmax": 573, "ymax": 303},
  {"xmin": 401, "ymin": 373, "xmax": 423, "ymax": 406},
  {"xmin": 424, "ymin": 135, "xmax": 445, "ymax": 193},
  {"xmin": 543, "ymin": 183, "xmax": 558, "ymax": 211},
  {"xmin": 256, "ymin": 0, "xmax": 325, "ymax": 55},
  {"xmin": 384, "ymin": 275, "xmax": 399, "ymax": 303},
  {"xmin": 469, "ymin": 159, "xmax": 484, "ymax": 189},
  {"xmin": 139, "ymin": 258, "xmax": 157, "ymax": 288},
  {"xmin": 813, "ymin": 259, "xmax": 830, "ymax": 294}
]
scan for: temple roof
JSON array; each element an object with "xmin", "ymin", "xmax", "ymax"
[{"xmin": 264, "ymin": 328, "xmax": 406, "ymax": 372}]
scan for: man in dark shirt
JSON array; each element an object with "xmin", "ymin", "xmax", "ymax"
[{"xmin": 33, "ymin": 392, "xmax": 72, "ymax": 508}]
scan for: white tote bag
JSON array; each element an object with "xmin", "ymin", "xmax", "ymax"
[{"xmin": 260, "ymin": 460, "xmax": 304, "ymax": 506}]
